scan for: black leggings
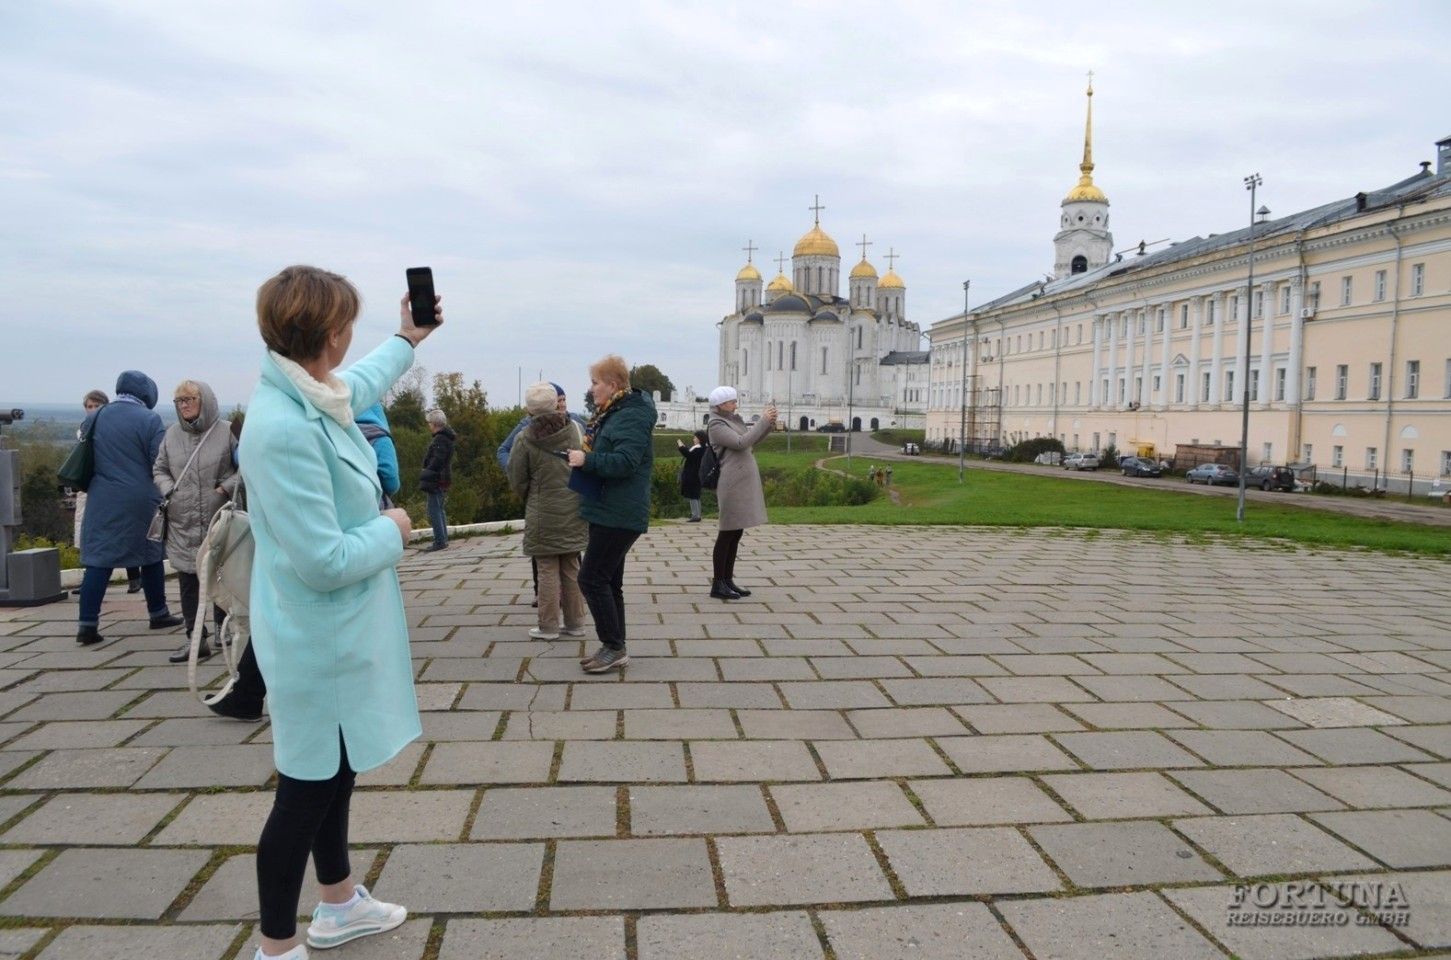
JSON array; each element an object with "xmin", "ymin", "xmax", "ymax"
[
  {"xmin": 256, "ymin": 736, "xmax": 355, "ymax": 940},
  {"xmin": 713, "ymin": 528, "xmax": 744, "ymax": 581},
  {"xmin": 577, "ymin": 524, "xmax": 640, "ymax": 650}
]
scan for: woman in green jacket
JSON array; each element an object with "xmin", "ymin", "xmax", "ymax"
[
  {"xmin": 506, "ymin": 382, "xmax": 589, "ymax": 640},
  {"xmin": 566, "ymin": 355, "xmax": 655, "ymax": 673}
]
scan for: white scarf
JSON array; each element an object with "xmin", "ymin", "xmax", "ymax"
[{"xmin": 269, "ymin": 350, "xmax": 353, "ymax": 427}]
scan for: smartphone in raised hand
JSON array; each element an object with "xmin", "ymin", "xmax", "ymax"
[{"xmin": 406, "ymin": 267, "xmax": 439, "ymax": 327}]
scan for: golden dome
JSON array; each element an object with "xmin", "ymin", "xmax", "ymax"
[
  {"xmin": 736, "ymin": 262, "xmax": 762, "ymax": 282},
  {"xmin": 793, "ymin": 223, "xmax": 840, "ymax": 258},
  {"xmin": 1063, "ymin": 79, "xmax": 1108, "ymax": 206},
  {"xmin": 1064, "ymin": 178, "xmax": 1108, "ymax": 204},
  {"xmin": 878, "ymin": 269, "xmax": 905, "ymax": 289},
  {"xmin": 850, "ymin": 258, "xmax": 878, "ymax": 279},
  {"xmin": 766, "ymin": 272, "xmax": 794, "ymax": 293}
]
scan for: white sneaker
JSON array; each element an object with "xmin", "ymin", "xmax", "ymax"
[
  {"xmin": 561, "ymin": 626, "xmax": 587, "ymax": 637},
  {"xmin": 255, "ymin": 946, "xmax": 308, "ymax": 960},
  {"xmin": 529, "ymin": 627, "xmax": 560, "ymax": 640},
  {"xmin": 305, "ymin": 884, "xmax": 406, "ymax": 950}
]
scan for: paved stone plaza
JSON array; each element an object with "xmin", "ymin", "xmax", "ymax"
[{"xmin": 0, "ymin": 523, "xmax": 1449, "ymax": 959}]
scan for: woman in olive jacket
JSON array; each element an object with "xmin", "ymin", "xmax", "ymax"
[
  {"xmin": 705, "ymin": 386, "xmax": 776, "ymax": 600},
  {"xmin": 507, "ymin": 382, "xmax": 589, "ymax": 640},
  {"xmin": 566, "ymin": 355, "xmax": 655, "ymax": 674}
]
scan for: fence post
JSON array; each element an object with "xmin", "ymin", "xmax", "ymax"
[
  {"xmin": 1406, "ymin": 471, "xmax": 1414, "ymax": 502},
  {"xmin": 1342, "ymin": 466, "xmax": 1348, "ymax": 490}
]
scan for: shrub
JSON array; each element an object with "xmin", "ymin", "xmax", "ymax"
[
  {"xmin": 1100, "ymin": 442, "xmax": 1120, "ymax": 466},
  {"xmin": 1006, "ymin": 437, "xmax": 1066, "ymax": 463},
  {"xmin": 14, "ymin": 535, "xmax": 79, "ymax": 570}
]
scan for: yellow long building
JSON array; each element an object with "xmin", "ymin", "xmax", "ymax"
[{"xmin": 927, "ymin": 90, "xmax": 1451, "ymax": 494}]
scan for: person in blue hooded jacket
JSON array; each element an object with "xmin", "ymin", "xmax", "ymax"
[
  {"xmin": 76, "ymin": 370, "xmax": 183, "ymax": 646},
  {"xmin": 354, "ymin": 403, "xmax": 400, "ymax": 504}
]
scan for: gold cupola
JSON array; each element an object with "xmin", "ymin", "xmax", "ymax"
[
  {"xmin": 850, "ymin": 258, "xmax": 878, "ymax": 279},
  {"xmin": 736, "ymin": 262, "xmax": 762, "ymax": 282},
  {"xmin": 793, "ymin": 223, "xmax": 839, "ymax": 258},
  {"xmin": 766, "ymin": 272, "xmax": 794, "ymax": 293},
  {"xmin": 877, "ymin": 270, "xmax": 905, "ymax": 289},
  {"xmin": 1063, "ymin": 78, "xmax": 1109, "ymax": 205}
]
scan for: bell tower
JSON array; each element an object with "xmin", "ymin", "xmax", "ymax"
[{"xmin": 1053, "ymin": 75, "xmax": 1113, "ymax": 279}]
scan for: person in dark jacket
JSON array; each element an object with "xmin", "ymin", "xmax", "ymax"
[
  {"xmin": 76, "ymin": 370, "xmax": 183, "ymax": 645},
  {"xmin": 566, "ymin": 355, "xmax": 655, "ymax": 674},
  {"xmin": 675, "ymin": 430, "xmax": 708, "ymax": 522},
  {"xmin": 74, "ymin": 389, "xmax": 143, "ymax": 593},
  {"xmin": 419, "ymin": 409, "xmax": 456, "ymax": 552}
]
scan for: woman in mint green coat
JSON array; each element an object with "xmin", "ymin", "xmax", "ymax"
[{"xmin": 238, "ymin": 265, "xmax": 441, "ymax": 960}]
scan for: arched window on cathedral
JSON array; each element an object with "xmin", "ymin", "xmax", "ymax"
[
  {"xmin": 790, "ymin": 341, "xmax": 797, "ymax": 371},
  {"xmin": 1071, "ymin": 255, "xmax": 1088, "ymax": 274}
]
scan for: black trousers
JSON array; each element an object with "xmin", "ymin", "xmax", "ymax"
[
  {"xmin": 176, "ymin": 572, "xmax": 225, "ymax": 636},
  {"xmin": 257, "ymin": 736, "xmax": 356, "ymax": 940},
  {"xmin": 577, "ymin": 524, "xmax": 640, "ymax": 650},
  {"xmin": 231, "ymin": 641, "xmax": 267, "ymax": 706},
  {"xmin": 713, "ymin": 528, "xmax": 744, "ymax": 581}
]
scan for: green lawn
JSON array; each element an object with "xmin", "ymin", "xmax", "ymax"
[{"xmin": 760, "ymin": 453, "xmax": 1450, "ymax": 556}]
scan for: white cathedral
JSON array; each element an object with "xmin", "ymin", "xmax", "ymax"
[{"xmin": 715, "ymin": 205, "xmax": 928, "ymax": 432}]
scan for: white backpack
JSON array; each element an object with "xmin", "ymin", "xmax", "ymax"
[{"xmin": 187, "ymin": 499, "xmax": 255, "ymax": 706}]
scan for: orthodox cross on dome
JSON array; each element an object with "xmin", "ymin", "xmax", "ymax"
[
  {"xmin": 774, "ymin": 251, "xmax": 788, "ymax": 274},
  {"xmin": 884, "ymin": 247, "xmax": 900, "ymax": 272},
  {"xmin": 809, "ymin": 194, "xmax": 825, "ymax": 225},
  {"xmin": 856, "ymin": 233, "xmax": 873, "ymax": 261},
  {"xmin": 741, "ymin": 239, "xmax": 757, "ymax": 263}
]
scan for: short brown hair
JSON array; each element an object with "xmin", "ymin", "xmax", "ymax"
[
  {"xmin": 82, "ymin": 389, "xmax": 109, "ymax": 407},
  {"xmin": 256, "ymin": 265, "xmax": 361, "ymax": 360},
  {"xmin": 589, "ymin": 354, "xmax": 630, "ymax": 392}
]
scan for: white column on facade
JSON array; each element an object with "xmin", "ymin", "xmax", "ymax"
[
  {"xmin": 1105, "ymin": 312, "xmax": 1120, "ymax": 408},
  {"xmin": 1257, "ymin": 283, "xmax": 1274, "ymax": 406},
  {"xmin": 1210, "ymin": 293, "xmax": 1226, "ymax": 406},
  {"xmin": 1232, "ymin": 291, "xmax": 1249, "ymax": 406},
  {"xmin": 1139, "ymin": 309, "xmax": 1153, "ymax": 406},
  {"xmin": 1286, "ymin": 277, "xmax": 1305, "ymax": 408},
  {"xmin": 1124, "ymin": 311, "xmax": 1138, "ymax": 406},
  {"xmin": 1158, "ymin": 304, "xmax": 1172, "ymax": 408},
  {"xmin": 1090, "ymin": 317, "xmax": 1103, "ymax": 407},
  {"xmin": 1188, "ymin": 297, "xmax": 1204, "ymax": 410}
]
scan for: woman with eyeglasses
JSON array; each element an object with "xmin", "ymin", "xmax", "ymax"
[{"xmin": 153, "ymin": 380, "xmax": 239, "ymax": 663}]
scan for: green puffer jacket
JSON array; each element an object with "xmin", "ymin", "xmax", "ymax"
[
  {"xmin": 578, "ymin": 389, "xmax": 656, "ymax": 533},
  {"xmin": 506, "ymin": 415, "xmax": 589, "ymax": 557}
]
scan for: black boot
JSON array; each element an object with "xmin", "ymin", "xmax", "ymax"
[
  {"xmin": 149, "ymin": 613, "xmax": 183, "ymax": 630},
  {"xmin": 710, "ymin": 579, "xmax": 742, "ymax": 601},
  {"xmin": 76, "ymin": 626, "xmax": 105, "ymax": 646},
  {"xmin": 726, "ymin": 581, "xmax": 752, "ymax": 597},
  {"xmin": 206, "ymin": 682, "xmax": 264, "ymax": 722},
  {"xmin": 126, "ymin": 578, "xmax": 142, "ymax": 594}
]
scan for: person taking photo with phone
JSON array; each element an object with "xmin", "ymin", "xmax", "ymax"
[
  {"xmin": 705, "ymin": 386, "xmax": 775, "ymax": 600},
  {"xmin": 238, "ymin": 264, "xmax": 441, "ymax": 960}
]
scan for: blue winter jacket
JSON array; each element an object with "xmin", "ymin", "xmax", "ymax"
[
  {"xmin": 355, "ymin": 403, "xmax": 400, "ymax": 497},
  {"xmin": 79, "ymin": 371, "xmax": 166, "ymax": 569}
]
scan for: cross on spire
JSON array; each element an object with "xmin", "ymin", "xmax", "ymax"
[
  {"xmin": 741, "ymin": 239, "xmax": 757, "ymax": 263},
  {"xmin": 774, "ymin": 251, "xmax": 788, "ymax": 274},
  {"xmin": 809, "ymin": 194, "xmax": 825, "ymax": 225},
  {"xmin": 856, "ymin": 233, "xmax": 873, "ymax": 261},
  {"xmin": 884, "ymin": 247, "xmax": 900, "ymax": 272}
]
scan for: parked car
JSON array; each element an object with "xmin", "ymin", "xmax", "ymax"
[
  {"xmin": 982, "ymin": 446, "xmax": 1007, "ymax": 460},
  {"xmin": 1063, "ymin": 452, "xmax": 1100, "ymax": 471},
  {"xmin": 1185, "ymin": 463, "xmax": 1239, "ymax": 486},
  {"xmin": 816, "ymin": 422, "xmax": 846, "ymax": 433},
  {"xmin": 902, "ymin": 442, "xmax": 921, "ymax": 455},
  {"xmin": 1120, "ymin": 456, "xmax": 1163, "ymax": 478},
  {"xmin": 1428, "ymin": 478, "xmax": 1451, "ymax": 503},
  {"xmin": 1033, "ymin": 451, "xmax": 1063, "ymax": 465},
  {"xmin": 1245, "ymin": 465, "xmax": 1297, "ymax": 492}
]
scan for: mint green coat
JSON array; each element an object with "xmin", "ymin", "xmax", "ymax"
[{"xmin": 238, "ymin": 337, "xmax": 420, "ymax": 780}]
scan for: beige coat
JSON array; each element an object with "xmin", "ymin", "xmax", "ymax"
[
  {"xmin": 152, "ymin": 382, "xmax": 238, "ymax": 573},
  {"xmin": 707, "ymin": 410, "xmax": 772, "ymax": 531}
]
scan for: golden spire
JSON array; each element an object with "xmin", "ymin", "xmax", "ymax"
[{"xmin": 1064, "ymin": 71, "xmax": 1108, "ymax": 205}]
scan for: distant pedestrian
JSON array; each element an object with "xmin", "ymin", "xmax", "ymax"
[
  {"xmin": 76, "ymin": 372, "xmax": 183, "ymax": 646},
  {"xmin": 705, "ymin": 386, "xmax": 775, "ymax": 601},
  {"xmin": 506, "ymin": 382, "xmax": 588, "ymax": 641},
  {"xmin": 568, "ymin": 354, "xmax": 655, "ymax": 674},
  {"xmin": 676, "ymin": 430, "xmax": 707, "ymax": 522},
  {"xmin": 154, "ymin": 380, "xmax": 239, "ymax": 663},
  {"xmin": 419, "ymin": 408, "xmax": 456, "ymax": 551}
]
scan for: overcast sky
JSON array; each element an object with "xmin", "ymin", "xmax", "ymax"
[{"xmin": 3, "ymin": 0, "xmax": 1447, "ymax": 410}]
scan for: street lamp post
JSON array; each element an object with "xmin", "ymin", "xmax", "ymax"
[
  {"xmin": 846, "ymin": 356, "xmax": 856, "ymax": 471},
  {"xmin": 1236, "ymin": 173, "xmax": 1263, "ymax": 523},
  {"xmin": 958, "ymin": 280, "xmax": 970, "ymax": 482},
  {"xmin": 786, "ymin": 365, "xmax": 793, "ymax": 454}
]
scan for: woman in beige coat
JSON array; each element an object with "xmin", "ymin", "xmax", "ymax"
[
  {"xmin": 153, "ymin": 380, "xmax": 239, "ymax": 662},
  {"xmin": 704, "ymin": 386, "xmax": 775, "ymax": 600}
]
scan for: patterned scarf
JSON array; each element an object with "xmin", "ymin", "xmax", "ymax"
[{"xmin": 582, "ymin": 388, "xmax": 629, "ymax": 452}]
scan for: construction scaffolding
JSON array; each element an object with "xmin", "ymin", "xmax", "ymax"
[{"xmin": 939, "ymin": 378, "xmax": 1003, "ymax": 454}]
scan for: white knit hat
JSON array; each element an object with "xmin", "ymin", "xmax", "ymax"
[
  {"xmin": 524, "ymin": 381, "xmax": 557, "ymax": 416},
  {"xmin": 708, "ymin": 386, "xmax": 737, "ymax": 406}
]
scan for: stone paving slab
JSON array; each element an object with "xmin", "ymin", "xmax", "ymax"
[{"xmin": 0, "ymin": 525, "xmax": 1449, "ymax": 954}]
